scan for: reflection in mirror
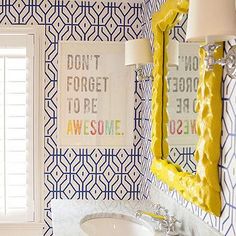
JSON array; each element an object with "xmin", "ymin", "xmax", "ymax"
[
  {"xmin": 151, "ymin": 0, "xmax": 223, "ymax": 216},
  {"xmin": 167, "ymin": 43, "xmax": 199, "ymax": 173}
]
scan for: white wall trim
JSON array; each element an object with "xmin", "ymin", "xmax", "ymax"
[
  {"xmin": 0, "ymin": 25, "xmax": 45, "ymax": 229},
  {"xmin": 33, "ymin": 25, "xmax": 45, "ymax": 224},
  {"xmin": 0, "ymin": 223, "xmax": 44, "ymax": 236},
  {"xmin": 0, "ymin": 222, "xmax": 44, "ymax": 230}
]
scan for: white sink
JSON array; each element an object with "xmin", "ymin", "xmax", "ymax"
[{"xmin": 80, "ymin": 213, "xmax": 155, "ymax": 236}]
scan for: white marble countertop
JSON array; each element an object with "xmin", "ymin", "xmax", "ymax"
[{"xmin": 51, "ymin": 200, "xmax": 165, "ymax": 236}]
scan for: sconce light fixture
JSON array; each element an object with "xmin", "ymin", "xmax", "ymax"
[
  {"xmin": 168, "ymin": 39, "xmax": 179, "ymax": 68},
  {"xmin": 125, "ymin": 38, "xmax": 153, "ymax": 80},
  {"xmin": 186, "ymin": 0, "xmax": 236, "ymax": 78},
  {"xmin": 125, "ymin": 38, "xmax": 179, "ymax": 80}
]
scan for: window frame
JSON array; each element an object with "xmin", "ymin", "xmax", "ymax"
[{"xmin": 0, "ymin": 26, "xmax": 44, "ymax": 234}]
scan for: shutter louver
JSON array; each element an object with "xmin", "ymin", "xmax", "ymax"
[{"xmin": 0, "ymin": 35, "xmax": 34, "ymax": 222}]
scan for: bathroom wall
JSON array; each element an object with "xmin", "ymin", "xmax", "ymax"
[
  {"xmin": 140, "ymin": 1, "xmax": 236, "ymax": 236},
  {"xmin": 0, "ymin": 1, "xmax": 142, "ymax": 235}
]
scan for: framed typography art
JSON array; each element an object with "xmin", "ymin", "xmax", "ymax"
[{"xmin": 58, "ymin": 41, "xmax": 134, "ymax": 147}]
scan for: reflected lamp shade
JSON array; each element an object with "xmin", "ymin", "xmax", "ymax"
[
  {"xmin": 186, "ymin": 0, "xmax": 236, "ymax": 42},
  {"xmin": 168, "ymin": 39, "xmax": 179, "ymax": 67},
  {"xmin": 125, "ymin": 38, "xmax": 153, "ymax": 66}
]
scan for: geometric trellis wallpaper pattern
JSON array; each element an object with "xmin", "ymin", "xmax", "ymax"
[
  {"xmin": 0, "ymin": 1, "xmax": 142, "ymax": 235},
  {"xmin": 141, "ymin": 1, "xmax": 236, "ymax": 236},
  {"xmin": 1, "ymin": 0, "xmax": 235, "ymax": 235}
]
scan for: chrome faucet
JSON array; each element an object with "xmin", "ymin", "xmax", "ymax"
[{"xmin": 136, "ymin": 204, "xmax": 180, "ymax": 236}]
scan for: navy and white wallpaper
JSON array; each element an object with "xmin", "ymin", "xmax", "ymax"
[
  {"xmin": 1, "ymin": 0, "xmax": 235, "ymax": 235},
  {"xmin": 0, "ymin": 1, "xmax": 142, "ymax": 235},
  {"xmin": 140, "ymin": 1, "xmax": 236, "ymax": 236}
]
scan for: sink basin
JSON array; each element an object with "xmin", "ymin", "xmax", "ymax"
[{"xmin": 80, "ymin": 213, "xmax": 155, "ymax": 236}]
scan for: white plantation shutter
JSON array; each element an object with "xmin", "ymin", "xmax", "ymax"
[{"xmin": 0, "ymin": 34, "xmax": 35, "ymax": 222}]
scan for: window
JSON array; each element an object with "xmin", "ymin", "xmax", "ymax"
[{"xmin": 0, "ymin": 31, "xmax": 42, "ymax": 225}]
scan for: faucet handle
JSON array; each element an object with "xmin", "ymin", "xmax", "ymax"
[
  {"xmin": 169, "ymin": 216, "xmax": 180, "ymax": 223},
  {"xmin": 166, "ymin": 216, "xmax": 181, "ymax": 236},
  {"xmin": 152, "ymin": 203, "xmax": 161, "ymax": 210},
  {"xmin": 153, "ymin": 204, "xmax": 168, "ymax": 216},
  {"xmin": 136, "ymin": 210, "xmax": 142, "ymax": 219}
]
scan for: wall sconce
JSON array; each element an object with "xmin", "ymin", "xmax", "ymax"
[
  {"xmin": 186, "ymin": 0, "xmax": 236, "ymax": 78},
  {"xmin": 125, "ymin": 38, "xmax": 153, "ymax": 80},
  {"xmin": 125, "ymin": 38, "xmax": 179, "ymax": 80},
  {"xmin": 168, "ymin": 39, "xmax": 179, "ymax": 68}
]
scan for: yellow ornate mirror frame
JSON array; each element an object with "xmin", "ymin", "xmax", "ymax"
[{"xmin": 151, "ymin": 0, "xmax": 223, "ymax": 216}]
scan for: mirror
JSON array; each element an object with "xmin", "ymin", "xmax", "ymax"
[
  {"xmin": 150, "ymin": 0, "xmax": 224, "ymax": 216},
  {"xmin": 167, "ymin": 42, "xmax": 199, "ymax": 173}
]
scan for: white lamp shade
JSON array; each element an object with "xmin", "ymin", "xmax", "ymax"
[
  {"xmin": 125, "ymin": 38, "xmax": 153, "ymax": 66},
  {"xmin": 186, "ymin": 0, "xmax": 236, "ymax": 42},
  {"xmin": 168, "ymin": 39, "xmax": 179, "ymax": 67}
]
